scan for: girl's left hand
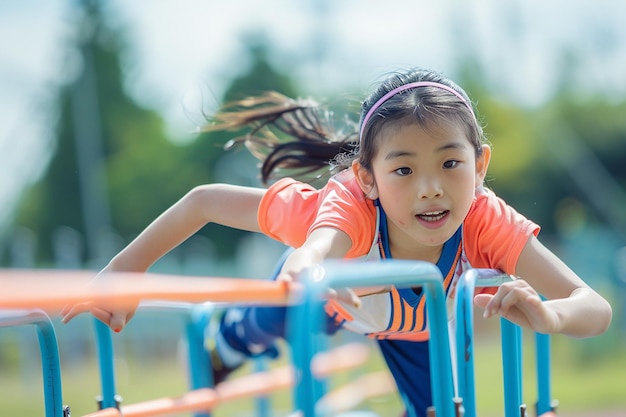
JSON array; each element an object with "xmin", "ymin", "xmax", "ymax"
[{"xmin": 474, "ymin": 279, "xmax": 559, "ymax": 334}]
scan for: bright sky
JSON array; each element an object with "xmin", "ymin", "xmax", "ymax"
[{"xmin": 1, "ymin": 0, "xmax": 625, "ymax": 233}]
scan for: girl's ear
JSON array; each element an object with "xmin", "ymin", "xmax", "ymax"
[
  {"xmin": 475, "ymin": 144, "xmax": 492, "ymax": 185},
  {"xmin": 352, "ymin": 160, "xmax": 378, "ymax": 199}
]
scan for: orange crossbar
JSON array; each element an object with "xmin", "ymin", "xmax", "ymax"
[
  {"xmin": 316, "ymin": 370, "xmax": 396, "ymax": 414},
  {"xmin": 0, "ymin": 269, "xmax": 295, "ymax": 311},
  {"xmin": 80, "ymin": 343, "xmax": 372, "ymax": 417}
]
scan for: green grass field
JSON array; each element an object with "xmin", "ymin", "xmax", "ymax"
[{"xmin": 1, "ymin": 327, "xmax": 625, "ymax": 417}]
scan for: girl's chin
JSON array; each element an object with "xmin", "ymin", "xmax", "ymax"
[{"xmin": 419, "ymin": 226, "xmax": 459, "ymax": 246}]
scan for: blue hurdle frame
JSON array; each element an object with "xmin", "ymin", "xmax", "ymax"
[
  {"xmin": 289, "ymin": 260, "xmax": 456, "ymax": 417},
  {"xmin": 454, "ymin": 269, "xmax": 555, "ymax": 417},
  {"xmin": 92, "ymin": 302, "xmax": 214, "ymax": 417},
  {"xmin": 3, "ymin": 262, "xmax": 555, "ymax": 417},
  {"xmin": 289, "ymin": 262, "xmax": 555, "ymax": 417},
  {"xmin": 0, "ymin": 309, "xmax": 65, "ymax": 417}
]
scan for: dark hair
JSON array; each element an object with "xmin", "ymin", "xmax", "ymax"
[
  {"xmin": 358, "ymin": 68, "xmax": 485, "ymax": 172},
  {"xmin": 203, "ymin": 68, "xmax": 486, "ymax": 185},
  {"xmin": 202, "ymin": 92, "xmax": 356, "ymax": 184}
]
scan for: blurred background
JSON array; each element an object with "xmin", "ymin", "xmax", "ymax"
[{"xmin": 1, "ymin": 0, "xmax": 625, "ymax": 416}]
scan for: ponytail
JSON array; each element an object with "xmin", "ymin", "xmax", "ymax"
[{"xmin": 203, "ymin": 92, "xmax": 357, "ymax": 185}]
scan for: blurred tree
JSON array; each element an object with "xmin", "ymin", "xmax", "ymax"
[
  {"xmin": 456, "ymin": 60, "xmax": 626, "ymax": 241},
  {"xmin": 455, "ymin": 62, "xmax": 554, "ymax": 229},
  {"xmin": 11, "ymin": 2, "xmax": 624, "ymax": 270},
  {"xmin": 533, "ymin": 94, "xmax": 626, "ymax": 239},
  {"xmin": 11, "ymin": 0, "xmax": 191, "ymax": 266},
  {"xmin": 7, "ymin": 15, "xmax": 302, "ymax": 267}
]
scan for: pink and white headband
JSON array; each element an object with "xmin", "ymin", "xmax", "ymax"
[{"xmin": 359, "ymin": 81, "xmax": 475, "ymax": 143}]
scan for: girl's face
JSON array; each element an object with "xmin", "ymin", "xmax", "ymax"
[{"xmin": 354, "ymin": 120, "xmax": 490, "ymax": 262}]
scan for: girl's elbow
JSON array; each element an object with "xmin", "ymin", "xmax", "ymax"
[
  {"xmin": 594, "ymin": 298, "xmax": 613, "ymax": 336},
  {"xmin": 580, "ymin": 296, "xmax": 613, "ymax": 338},
  {"xmin": 567, "ymin": 289, "xmax": 613, "ymax": 338}
]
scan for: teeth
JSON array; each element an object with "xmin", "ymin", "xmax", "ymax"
[{"xmin": 418, "ymin": 211, "xmax": 447, "ymax": 222}]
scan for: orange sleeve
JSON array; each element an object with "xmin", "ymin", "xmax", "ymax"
[
  {"xmin": 463, "ymin": 188, "xmax": 540, "ymax": 275},
  {"xmin": 257, "ymin": 173, "xmax": 377, "ymax": 258},
  {"xmin": 257, "ymin": 178, "xmax": 320, "ymax": 248},
  {"xmin": 309, "ymin": 175, "xmax": 377, "ymax": 258}
]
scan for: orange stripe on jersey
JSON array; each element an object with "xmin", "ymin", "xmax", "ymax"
[
  {"xmin": 368, "ymin": 329, "xmax": 430, "ymax": 342},
  {"xmin": 369, "ymin": 239, "xmax": 463, "ymax": 341},
  {"xmin": 368, "ymin": 298, "xmax": 428, "ymax": 340},
  {"xmin": 442, "ymin": 243, "xmax": 463, "ymax": 295},
  {"xmin": 324, "ymin": 299, "xmax": 354, "ymax": 322},
  {"xmin": 387, "ymin": 289, "xmax": 404, "ymax": 332},
  {"xmin": 388, "ymin": 331, "xmax": 430, "ymax": 342},
  {"xmin": 399, "ymin": 296, "xmax": 415, "ymax": 332},
  {"xmin": 403, "ymin": 295, "xmax": 426, "ymax": 332}
]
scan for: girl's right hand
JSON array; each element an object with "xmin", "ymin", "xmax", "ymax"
[
  {"xmin": 277, "ymin": 263, "xmax": 362, "ymax": 308},
  {"xmin": 60, "ymin": 267, "xmax": 138, "ymax": 332}
]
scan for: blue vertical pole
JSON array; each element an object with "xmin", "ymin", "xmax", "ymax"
[
  {"xmin": 290, "ymin": 260, "xmax": 454, "ymax": 417},
  {"xmin": 253, "ymin": 357, "xmax": 271, "ymax": 417},
  {"xmin": 289, "ymin": 282, "xmax": 327, "ymax": 417},
  {"xmin": 535, "ymin": 331, "xmax": 553, "ymax": 415},
  {"xmin": 36, "ymin": 316, "xmax": 64, "ymax": 417},
  {"xmin": 1, "ymin": 310, "xmax": 65, "ymax": 417},
  {"xmin": 501, "ymin": 318, "xmax": 523, "ymax": 417},
  {"xmin": 423, "ymin": 278, "xmax": 455, "ymax": 417},
  {"xmin": 93, "ymin": 318, "xmax": 118, "ymax": 409},
  {"xmin": 186, "ymin": 305, "xmax": 211, "ymax": 417},
  {"xmin": 455, "ymin": 269, "xmax": 514, "ymax": 417},
  {"xmin": 455, "ymin": 269, "xmax": 477, "ymax": 417}
]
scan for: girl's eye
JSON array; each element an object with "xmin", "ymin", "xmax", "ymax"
[
  {"xmin": 443, "ymin": 160, "xmax": 459, "ymax": 169},
  {"xmin": 394, "ymin": 167, "xmax": 413, "ymax": 176}
]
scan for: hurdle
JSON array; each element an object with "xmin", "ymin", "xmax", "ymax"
[
  {"xmin": 0, "ymin": 262, "xmax": 557, "ymax": 417},
  {"xmin": 290, "ymin": 260, "xmax": 454, "ymax": 417},
  {"xmin": 0, "ymin": 309, "xmax": 67, "ymax": 417},
  {"xmin": 289, "ymin": 261, "xmax": 558, "ymax": 417},
  {"xmin": 454, "ymin": 269, "xmax": 558, "ymax": 417},
  {"xmin": 90, "ymin": 302, "xmax": 214, "ymax": 416}
]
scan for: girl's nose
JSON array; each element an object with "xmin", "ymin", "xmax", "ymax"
[{"xmin": 417, "ymin": 177, "xmax": 443, "ymax": 199}]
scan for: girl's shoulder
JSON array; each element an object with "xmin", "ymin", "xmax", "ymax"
[
  {"xmin": 463, "ymin": 187, "xmax": 540, "ymax": 273},
  {"xmin": 469, "ymin": 186, "xmax": 521, "ymax": 219},
  {"xmin": 258, "ymin": 171, "xmax": 376, "ymax": 254},
  {"xmin": 327, "ymin": 169, "xmax": 370, "ymax": 203}
]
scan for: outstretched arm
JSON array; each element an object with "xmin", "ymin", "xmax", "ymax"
[
  {"xmin": 61, "ymin": 184, "xmax": 265, "ymax": 330},
  {"xmin": 106, "ymin": 184, "xmax": 263, "ymax": 272},
  {"xmin": 475, "ymin": 235, "xmax": 612, "ymax": 338}
]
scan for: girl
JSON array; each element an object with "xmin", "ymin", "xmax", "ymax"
[{"xmin": 62, "ymin": 68, "xmax": 612, "ymax": 417}]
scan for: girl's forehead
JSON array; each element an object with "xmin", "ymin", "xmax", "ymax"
[{"xmin": 377, "ymin": 118, "xmax": 469, "ymax": 143}]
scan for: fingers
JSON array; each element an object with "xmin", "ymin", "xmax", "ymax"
[
  {"xmin": 90, "ymin": 307, "xmax": 113, "ymax": 327},
  {"xmin": 474, "ymin": 279, "xmax": 557, "ymax": 333},
  {"xmin": 281, "ymin": 267, "xmax": 362, "ymax": 308},
  {"xmin": 61, "ymin": 302, "xmax": 135, "ymax": 333},
  {"xmin": 60, "ymin": 302, "xmax": 92, "ymax": 324},
  {"xmin": 326, "ymin": 288, "xmax": 361, "ymax": 308},
  {"xmin": 109, "ymin": 313, "xmax": 126, "ymax": 333},
  {"xmin": 498, "ymin": 283, "xmax": 539, "ymax": 318},
  {"xmin": 473, "ymin": 294, "xmax": 493, "ymax": 311},
  {"xmin": 477, "ymin": 279, "xmax": 530, "ymax": 318},
  {"xmin": 59, "ymin": 268, "xmax": 137, "ymax": 332}
]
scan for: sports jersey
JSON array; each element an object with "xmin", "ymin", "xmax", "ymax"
[
  {"xmin": 257, "ymin": 169, "xmax": 540, "ymax": 416},
  {"xmin": 258, "ymin": 169, "xmax": 539, "ymax": 339}
]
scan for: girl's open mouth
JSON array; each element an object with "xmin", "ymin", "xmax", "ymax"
[{"xmin": 417, "ymin": 210, "xmax": 449, "ymax": 222}]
